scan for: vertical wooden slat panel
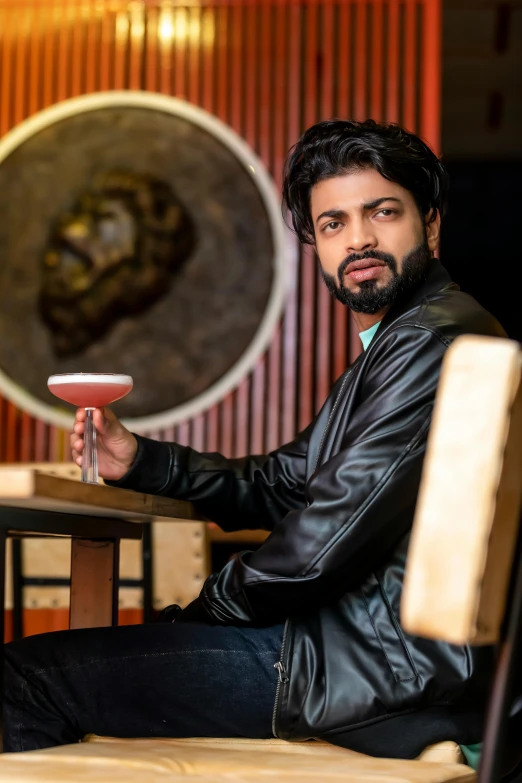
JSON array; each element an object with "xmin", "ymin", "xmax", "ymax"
[
  {"xmin": 259, "ymin": 3, "xmax": 280, "ymax": 454},
  {"xmin": 174, "ymin": 5, "xmax": 187, "ymax": 98},
  {"xmin": 85, "ymin": 0, "xmax": 98, "ymax": 95},
  {"xmin": 57, "ymin": 1, "xmax": 70, "ymax": 102},
  {"xmin": 220, "ymin": 395, "xmax": 234, "ymax": 458},
  {"xmin": 213, "ymin": 0, "xmax": 230, "ymax": 458},
  {"xmin": 34, "ymin": 420, "xmax": 47, "ymax": 462},
  {"xmin": 145, "ymin": 4, "xmax": 159, "ymax": 93},
  {"xmin": 187, "ymin": 5, "xmax": 200, "ymax": 105},
  {"xmin": 176, "ymin": 421, "xmax": 190, "ymax": 447},
  {"xmin": 336, "ymin": 0, "xmax": 350, "ymax": 119},
  {"xmin": 0, "ymin": 399, "xmax": 4, "ymax": 462},
  {"xmin": 129, "ymin": 0, "xmax": 144, "ymax": 90},
  {"xmin": 421, "ymin": 0, "xmax": 441, "ymax": 152},
  {"xmin": 42, "ymin": 4, "xmax": 56, "ymax": 108},
  {"xmin": 354, "ymin": 0, "xmax": 367, "ymax": 121},
  {"xmin": 370, "ymin": 0, "xmax": 384, "ymax": 120},
  {"xmin": 386, "ymin": 0, "xmax": 400, "ymax": 123},
  {"xmin": 280, "ymin": 1, "xmax": 299, "ymax": 444},
  {"xmin": 5, "ymin": 403, "xmax": 17, "ymax": 462},
  {"xmin": 234, "ymin": 378, "xmax": 249, "ymax": 457},
  {"xmin": 205, "ymin": 407, "xmax": 219, "ymax": 452},
  {"xmin": 13, "ymin": 4, "xmax": 28, "ymax": 124},
  {"xmin": 201, "ymin": 5, "xmax": 214, "ymax": 114},
  {"xmin": 225, "ymin": 13, "xmax": 242, "ymax": 453},
  {"xmin": 315, "ymin": 1, "xmax": 334, "ymax": 410},
  {"xmin": 403, "ymin": 0, "xmax": 417, "ymax": 132},
  {"xmin": 0, "ymin": 7, "xmax": 14, "ymax": 136},
  {"xmin": 20, "ymin": 413, "xmax": 33, "ymax": 463},
  {"xmin": 244, "ymin": 2, "xmax": 265, "ymax": 455},
  {"xmin": 99, "ymin": 2, "xmax": 112, "ymax": 90},
  {"xmin": 215, "ymin": 4, "xmax": 227, "ymax": 121},
  {"xmin": 228, "ymin": 0, "xmax": 243, "ymax": 457},
  {"xmin": 28, "ymin": 2, "xmax": 41, "ymax": 116},
  {"xmin": 298, "ymin": 2, "xmax": 318, "ymax": 430},
  {"xmin": 48, "ymin": 426, "xmax": 62, "ymax": 462},
  {"xmin": 71, "ymin": 1, "xmax": 84, "ymax": 97},
  {"xmin": 114, "ymin": 6, "xmax": 128, "ymax": 89},
  {"xmin": 191, "ymin": 413, "xmax": 205, "ymax": 453},
  {"xmin": 332, "ymin": 0, "xmax": 351, "ymax": 378},
  {"xmin": 201, "ymin": 2, "xmax": 217, "ymax": 454}
]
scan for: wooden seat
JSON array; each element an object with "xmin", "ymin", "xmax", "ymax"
[
  {"xmin": 1, "ymin": 334, "xmax": 521, "ymax": 782},
  {"xmin": 0, "ymin": 737, "xmax": 474, "ymax": 782}
]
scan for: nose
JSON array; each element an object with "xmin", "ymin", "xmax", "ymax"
[{"xmin": 345, "ymin": 215, "xmax": 377, "ymax": 254}]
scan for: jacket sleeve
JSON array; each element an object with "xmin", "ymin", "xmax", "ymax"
[
  {"xmin": 177, "ymin": 325, "xmax": 449, "ymax": 625},
  {"xmin": 107, "ymin": 421, "xmax": 314, "ymax": 532}
]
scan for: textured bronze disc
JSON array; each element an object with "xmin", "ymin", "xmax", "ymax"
[{"xmin": 0, "ymin": 93, "xmax": 284, "ymax": 426}]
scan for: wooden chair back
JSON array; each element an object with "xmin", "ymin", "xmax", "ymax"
[{"xmin": 402, "ymin": 334, "xmax": 522, "ymax": 782}]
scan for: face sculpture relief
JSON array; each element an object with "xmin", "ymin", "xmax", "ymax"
[{"xmin": 39, "ymin": 171, "xmax": 196, "ymax": 357}]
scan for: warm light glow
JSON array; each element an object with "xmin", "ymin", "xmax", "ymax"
[
  {"xmin": 158, "ymin": 10, "xmax": 175, "ymax": 42},
  {"xmin": 115, "ymin": 11, "xmax": 129, "ymax": 40},
  {"xmin": 129, "ymin": 1, "xmax": 145, "ymax": 40},
  {"xmin": 158, "ymin": 7, "xmax": 207, "ymax": 45}
]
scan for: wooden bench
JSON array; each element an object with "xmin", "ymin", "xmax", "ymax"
[{"xmin": 0, "ymin": 334, "xmax": 520, "ymax": 782}]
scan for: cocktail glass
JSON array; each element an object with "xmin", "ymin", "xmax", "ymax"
[{"xmin": 48, "ymin": 373, "xmax": 133, "ymax": 484}]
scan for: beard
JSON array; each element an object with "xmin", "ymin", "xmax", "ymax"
[{"xmin": 319, "ymin": 240, "xmax": 432, "ymax": 314}]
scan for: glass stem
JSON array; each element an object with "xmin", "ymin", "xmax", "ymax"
[{"xmin": 81, "ymin": 408, "xmax": 98, "ymax": 484}]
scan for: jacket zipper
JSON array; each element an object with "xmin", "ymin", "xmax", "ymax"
[{"xmin": 271, "ymin": 618, "xmax": 290, "ymax": 737}]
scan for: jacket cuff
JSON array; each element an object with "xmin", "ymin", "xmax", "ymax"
[{"xmin": 104, "ymin": 434, "xmax": 173, "ymax": 495}]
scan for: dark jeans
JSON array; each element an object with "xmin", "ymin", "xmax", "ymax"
[{"xmin": 2, "ymin": 620, "xmax": 284, "ymax": 752}]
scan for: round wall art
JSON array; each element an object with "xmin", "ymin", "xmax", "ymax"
[{"xmin": 0, "ymin": 91, "xmax": 288, "ymax": 431}]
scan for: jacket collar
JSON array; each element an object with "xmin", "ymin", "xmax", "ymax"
[{"xmin": 373, "ymin": 259, "xmax": 457, "ymax": 338}]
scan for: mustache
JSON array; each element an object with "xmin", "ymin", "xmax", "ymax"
[{"xmin": 337, "ymin": 249, "xmax": 397, "ymax": 285}]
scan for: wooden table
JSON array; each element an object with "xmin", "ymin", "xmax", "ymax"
[{"xmin": 0, "ymin": 466, "xmax": 199, "ymax": 648}]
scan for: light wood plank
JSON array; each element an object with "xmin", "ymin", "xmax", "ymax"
[
  {"xmin": 69, "ymin": 540, "xmax": 118, "ymax": 629},
  {"xmin": 402, "ymin": 335, "xmax": 522, "ymax": 645},
  {"xmin": 0, "ymin": 736, "xmax": 475, "ymax": 782},
  {"xmin": 0, "ymin": 469, "xmax": 199, "ymax": 523}
]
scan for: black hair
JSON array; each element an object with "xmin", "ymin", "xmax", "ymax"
[{"xmin": 282, "ymin": 119, "xmax": 449, "ymax": 245}]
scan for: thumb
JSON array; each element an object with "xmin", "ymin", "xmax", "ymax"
[{"xmin": 92, "ymin": 407, "xmax": 123, "ymax": 437}]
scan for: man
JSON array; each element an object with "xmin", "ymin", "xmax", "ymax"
[{"xmin": 2, "ymin": 120, "xmax": 509, "ymax": 762}]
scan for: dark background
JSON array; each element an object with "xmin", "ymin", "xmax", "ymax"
[
  {"xmin": 442, "ymin": 161, "xmax": 520, "ymax": 340},
  {"xmin": 441, "ymin": 2, "xmax": 521, "ymax": 341}
]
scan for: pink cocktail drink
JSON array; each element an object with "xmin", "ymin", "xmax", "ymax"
[
  {"xmin": 48, "ymin": 376, "xmax": 133, "ymax": 409},
  {"xmin": 47, "ymin": 373, "xmax": 133, "ymax": 484}
]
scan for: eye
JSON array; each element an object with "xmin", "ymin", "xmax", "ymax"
[
  {"xmin": 322, "ymin": 220, "xmax": 342, "ymax": 233},
  {"xmin": 375, "ymin": 209, "xmax": 395, "ymax": 218}
]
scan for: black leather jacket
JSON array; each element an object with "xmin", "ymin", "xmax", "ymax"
[{"xmin": 112, "ymin": 261, "xmax": 507, "ymax": 757}]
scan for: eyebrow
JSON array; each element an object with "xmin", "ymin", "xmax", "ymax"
[{"xmin": 315, "ymin": 197, "xmax": 403, "ymax": 225}]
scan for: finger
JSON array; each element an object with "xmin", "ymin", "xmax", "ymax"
[
  {"xmin": 74, "ymin": 454, "xmax": 82, "ymax": 467},
  {"xmin": 71, "ymin": 438, "xmax": 84, "ymax": 453},
  {"xmin": 73, "ymin": 421, "xmax": 85, "ymax": 435},
  {"xmin": 75, "ymin": 408, "xmax": 87, "ymax": 422}
]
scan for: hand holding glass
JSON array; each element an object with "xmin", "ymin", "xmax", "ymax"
[{"xmin": 47, "ymin": 373, "xmax": 133, "ymax": 484}]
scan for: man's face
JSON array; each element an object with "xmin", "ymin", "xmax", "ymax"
[{"xmin": 310, "ymin": 168, "xmax": 440, "ymax": 314}]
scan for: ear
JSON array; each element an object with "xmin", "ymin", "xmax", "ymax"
[{"xmin": 425, "ymin": 209, "xmax": 441, "ymax": 255}]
